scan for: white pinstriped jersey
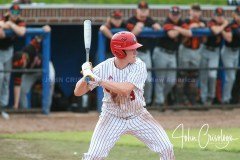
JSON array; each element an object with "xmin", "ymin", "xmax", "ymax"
[
  {"xmin": 93, "ymin": 57, "xmax": 147, "ymax": 118},
  {"xmin": 83, "ymin": 58, "xmax": 175, "ymax": 160}
]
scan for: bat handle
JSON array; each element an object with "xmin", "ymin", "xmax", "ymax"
[{"xmin": 86, "ymin": 48, "xmax": 90, "ymax": 62}]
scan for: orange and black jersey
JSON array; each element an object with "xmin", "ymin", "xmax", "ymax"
[
  {"xmin": 205, "ymin": 19, "xmax": 230, "ymax": 48},
  {"xmin": 126, "ymin": 16, "xmax": 156, "ymax": 52},
  {"xmin": 0, "ymin": 16, "xmax": 26, "ymax": 50},
  {"xmin": 182, "ymin": 18, "xmax": 206, "ymax": 50},
  {"xmin": 225, "ymin": 20, "xmax": 240, "ymax": 48},
  {"xmin": 13, "ymin": 39, "xmax": 42, "ymax": 86},
  {"xmin": 105, "ymin": 21, "xmax": 126, "ymax": 30},
  {"xmin": 157, "ymin": 17, "xmax": 184, "ymax": 51},
  {"xmin": 104, "ymin": 22, "xmax": 126, "ymax": 53}
]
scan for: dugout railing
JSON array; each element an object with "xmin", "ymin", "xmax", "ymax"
[
  {"xmin": 96, "ymin": 28, "xmax": 240, "ymax": 112},
  {"xmin": 1, "ymin": 28, "xmax": 51, "ymax": 114}
]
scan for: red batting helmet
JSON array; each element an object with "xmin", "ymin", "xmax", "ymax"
[{"xmin": 110, "ymin": 31, "xmax": 142, "ymax": 59}]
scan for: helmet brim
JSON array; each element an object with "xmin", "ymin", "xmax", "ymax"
[{"xmin": 122, "ymin": 43, "xmax": 143, "ymax": 50}]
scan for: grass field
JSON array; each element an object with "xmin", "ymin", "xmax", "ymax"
[
  {"xmin": 0, "ymin": 128, "xmax": 239, "ymax": 160},
  {"xmin": 1, "ymin": 0, "xmax": 228, "ymax": 5}
]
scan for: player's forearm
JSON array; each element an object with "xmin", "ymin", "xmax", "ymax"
[
  {"xmin": 13, "ymin": 86, "xmax": 21, "ymax": 109},
  {"xmin": 152, "ymin": 23, "xmax": 161, "ymax": 31},
  {"xmin": 222, "ymin": 31, "xmax": 232, "ymax": 43},
  {"xmin": 175, "ymin": 27, "xmax": 192, "ymax": 37},
  {"xmin": 211, "ymin": 26, "xmax": 224, "ymax": 35},
  {"xmin": 74, "ymin": 78, "xmax": 90, "ymax": 96},
  {"xmin": 131, "ymin": 26, "xmax": 142, "ymax": 35},
  {"xmin": 100, "ymin": 25, "xmax": 113, "ymax": 39},
  {"xmin": 0, "ymin": 28, "xmax": 6, "ymax": 38},
  {"xmin": 167, "ymin": 30, "xmax": 179, "ymax": 39},
  {"xmin": 9, "ymin": 22, "xmax": 26, "ymax": 36},
  {"xmin": 100, "ymin": 81, "xmax": 134, "ymax": 96}
]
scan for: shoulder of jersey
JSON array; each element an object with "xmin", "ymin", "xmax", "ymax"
[
  {"xmin": 94, "ymin": 57, "xmax": 113, "ymax": 68},
  {"xmin": 129, "ymin": 58, "xmax": 145, "ymax": 68}
]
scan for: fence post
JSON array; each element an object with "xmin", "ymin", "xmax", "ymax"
[
  {"xmin": 96, "ymin": 31, "xmax": 106, "ymax": 112},
  {"xmin": 42, "ymin": 31, "xmax": 51, "ymax": 114}
]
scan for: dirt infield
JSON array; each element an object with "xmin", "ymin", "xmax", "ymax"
[{"xmin": 1, "ymin": 109, "xmax": 240, "ymax": 134}]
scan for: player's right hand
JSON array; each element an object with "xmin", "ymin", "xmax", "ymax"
[{"xmin": 82, "ymin": 70, "xmax": 102, "ymax": 87}]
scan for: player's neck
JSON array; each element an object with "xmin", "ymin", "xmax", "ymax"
[{"xmin": 114, "ymin": 58, "xmax": 129, "ymax": 70}]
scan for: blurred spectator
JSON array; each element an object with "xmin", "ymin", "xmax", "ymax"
[
  {"xmin": 126, "ymin": 1, "xmax": 161, "ymax": 107},
  {"xmin": 100, "ymin": 10, "xmax": 126, "ymax": 58},
  {"xmin": 12, "ymin": 25, "xmax": 55, "ymax": 114},
  {"xmin": 177, "ymin": 4, "xmax": 206, "ymax": 105},
  {"xmin": 227, "ymin": 0, "xmax": 240, "ymax": 5},
  {"xmin": 152, "ymin": 6, "xmax": 192, "ymax": 111},
  {"xmin": 0, "ymin": 4, "xmax": 26, "ymax": 119},
  {"xmin": 12, "ymin": 0, "xmax": 32, "ymax": 4},
  {"xmin": 200, "ymin": 8, "xmax": 231, "ymax": 105},
  {"xmin": 221, "ymin": 6, "xmax": 240, "ymax": 104}
]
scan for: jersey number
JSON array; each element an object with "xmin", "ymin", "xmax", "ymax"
[
  {"xmin": 106, "ymin": 89, "xmax": 135, "ymax": 101},
  {"xmin": 130, "ymin": 91, "xmax": 135, "ymax": 101}
]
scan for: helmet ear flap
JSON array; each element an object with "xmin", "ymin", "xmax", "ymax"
[{"xmin": 113, "ymin": 49, "xmax": 126, "ymax": 59}]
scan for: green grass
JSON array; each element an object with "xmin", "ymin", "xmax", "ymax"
[
  {"xmin": 1, "ymin": 0, "xmax": 228, "ymax": 5},
  {"xmin": 0, "ymin": 128, "xmax": 239, "ymax": 160}
]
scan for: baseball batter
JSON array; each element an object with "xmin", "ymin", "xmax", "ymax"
[{"xmin": 74, "ymin": 31, "xmax": 174, "ymax": 160}]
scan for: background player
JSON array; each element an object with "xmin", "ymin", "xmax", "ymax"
[
  {"xmin": 153, "ymin": 6, "xmax": 192, "ymax": 110},
  {"xmin": 221, "ymin": 6, "xmax": 240, "ymax": 104},
  {"xmin": 178, "ymin": 4, "xmax": 206, "ymax": 105},
  {"xmin": 126, "ymin": 1, "xmax": 161, "ymax": 106},
  {"xmin": 74, "ymin": 31, "xmax": 174, "ymax": 160},
  {"xmin": 12, "ymin": 26, "xmax": 55, "ymax": 114},
  {"xmin": 0, "ymin": 4, "xmax": 26, "ymax": 119},
  {"xmin": 200, "ymin": 7, "xmax": 231, "ymax": 105},
  {"xmin": 99, "ymin": 10, "xmax": 126, "ymax": 58}
]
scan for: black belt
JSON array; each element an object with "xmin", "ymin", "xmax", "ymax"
[
  {"xmin": 159, "ymin": 47, "xmax": 176, "ymax": 54},
  {"xmin": 205, "ymin": 45, "xmax": 218, "ymax": 52}
]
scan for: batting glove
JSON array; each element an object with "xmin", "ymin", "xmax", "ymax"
[
  {"xmin": 82, "ymin": 62, "xmax": 92, "ymax": 73},
  {"xmin": 81, "ymin": 62, "xmax": 102, "ymax": 86}
]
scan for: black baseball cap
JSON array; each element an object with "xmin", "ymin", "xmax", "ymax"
[
  {"xmin": 9, "ymin": 4, "xmax": 21, "ymax": 15},
  {"xmin": 235, "ymin": 6, "xmax": 240, "ymax": 15},
  {"xmin": 170, "ymin": 6, "xmax": 181, "ymax": 15},
  {"xmin": 214, "ymin": 7, "xmax": 224, "ymax": 16},
  {"xmin": 138, "ymin": 1, "xmax": 149, "ymax": 9},
  {"xmin": 110, "ymin": 10, "xmax": 123, "ymax": 19},
  {"xmin": 191, "ymin": 4, "xmax": 201, "ymax": 11}
]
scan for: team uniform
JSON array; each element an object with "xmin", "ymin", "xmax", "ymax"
[
  {"xmin": 80, "ymin": 31, "xmax": 174, "ymax": 160},
  {"xmin": 221, "ymin": 20, "xmax": 240, "ymax": 104},
  {"xmin": 200, "ymin": 18, "xmax": 230, "ymax": 104},
  {"xmin": 82, "ymin": 58, "xmax": 174, "ymax": 160},
  {"xmin": 153, "ymin": 17, "xmax": 183, "ymax": 105},
  {"xmin": 0, "ymin": 13, "xmax": 25, "ymax": 111},
  {"xmin": 126, "ymin": 16, "xmax": 156, "ymax": 105},
  {"xmin": 178, "ymin": 18, "xmax": 205, "ymax": 105},
  {"xmin": 12, "ymin": 38, "xmax": 55, "ymax": 114}
]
